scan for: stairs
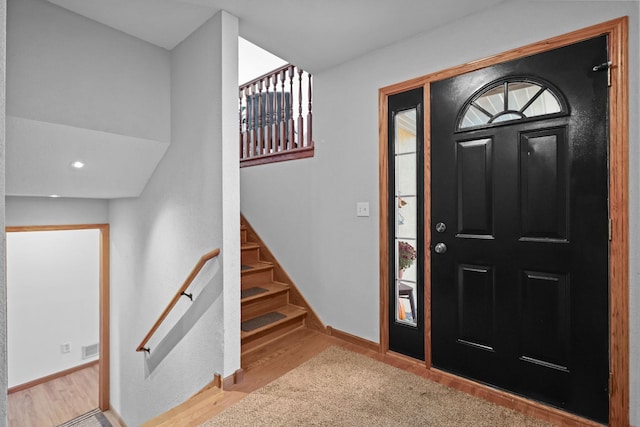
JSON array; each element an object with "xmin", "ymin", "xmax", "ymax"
[
  {"xmin": 241, "ymin": 222, "xmax": 308, "ymax": 359},
  {"xmin": 142, "ymin": 220, "xmax": 319, "ymax": 426}
]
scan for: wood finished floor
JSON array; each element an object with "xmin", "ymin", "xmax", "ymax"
[{"xmin": 8, "ymin": 363, "xmax": 122, "ymax": 427}]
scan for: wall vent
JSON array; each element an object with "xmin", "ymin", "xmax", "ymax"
[{"xmin": 81, "ymin": 343, "xmax": 99, "ymax": 360}]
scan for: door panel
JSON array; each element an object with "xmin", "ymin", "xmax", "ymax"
[
  {"xmin": 457, "ymin": 264, "xmax": 495, "ymax": 350},
  {"xmin": 457, "ymin": 139, "xmax": 493, "ymax": 237},
  {"xmin": 519, "ymin": 270, "xmax": 570, "ymax": 370},
  {"xmin": 519, "ymin": 128, "xmax": 568, "ymax": 240},
  {"xmin": 431, "ymin": 36, "xmax": 609, "ymax": 422}
]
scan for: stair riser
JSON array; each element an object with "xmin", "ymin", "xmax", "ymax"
[
  {"xmin": 242, "ymin": 293, "xmax": 289, "ymax": 321},
  {"xmin": 241, "ymin": 247, "xmax": 260, "ymax": 264},
  {"xmin": 242, "ymin": 268, "xmax": 274, "ymax": 287},
  {"xmin": 241, "ymin": 316, "xmax": 306, "ymax": 355},
  {"xmin": 241, "ymin": 229, "xmax": 247, "ymax": 243}
]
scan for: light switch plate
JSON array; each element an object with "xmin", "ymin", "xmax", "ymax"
[{"xmin": 356, "ymin": 202, "xmax": 370, "ymax": 217}]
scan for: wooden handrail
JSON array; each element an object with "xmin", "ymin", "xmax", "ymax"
[{"xmin": 136, "ymin": 248, "xmax": 221, "ymax": 353}]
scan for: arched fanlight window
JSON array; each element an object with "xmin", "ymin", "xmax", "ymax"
[{"xmin": 457, "ymin": 78, "xmax": 567, "ymax": 130}]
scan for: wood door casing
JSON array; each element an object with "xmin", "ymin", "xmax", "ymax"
[
  {"xmin": 6, "ymin": 224, "xmax": 111, "ymax": 411},
  {"xmin": 378, "ymin": 17, "xmax": 629, "ymax": 427}
]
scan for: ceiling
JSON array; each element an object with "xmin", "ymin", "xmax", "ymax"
[
  {"xmin": 46, "ymin": 0, "xmax": 510, "ymax": 73},
  {"xmin": 10, "ymin": 0, "xmax": 510, "ymax": 200}
]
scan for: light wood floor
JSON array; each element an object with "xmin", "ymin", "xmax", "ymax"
[{"xmin": 7, "ymin": 364, "xmax": 122, "ymax": 427}]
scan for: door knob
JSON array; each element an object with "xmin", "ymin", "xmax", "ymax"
[{"xmin": 434, "ymin": 243, "xmax": 447, "ymax": 254}]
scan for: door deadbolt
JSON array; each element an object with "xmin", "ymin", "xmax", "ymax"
[{"xmin": 435, "ymin": 222, "xmax": 446, "ymax": 233}]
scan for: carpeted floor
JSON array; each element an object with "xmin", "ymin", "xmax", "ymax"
[
  {"xmin": 57, "ymin": 408, "xmax": 112, "ymax": 427},
  {"xmin": 201, "ymin": 346, "xmax": 553, "ymax": 427}
]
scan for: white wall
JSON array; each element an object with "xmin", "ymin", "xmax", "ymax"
[
  {"xmin": 7, "ymin": 229, "xmax": 100, "ymax": 387},
  {"xmin": 239, "ymin": 37, "xmax": 286, "ymax": 86},
  {"xmin": 5, "ymin": 196, "xmax": 108, "ymax": 226},
  {"xmin": 241, "ymin": 1, "xmax": 640, "ymax": 424},
  {"xmin": 6, "ymin": 0, "xmax": 170, "ymax": 142},
  {"xmin": 5, "ymin": 0, "xmax": 171, "ymax": 199},
  {"xmin": 0, "ymin": 0, "xmax": 7, "ymax": 423},
  {"xmin": 108, "ymin": 10, "xmax": 239, "ymax": 426}
]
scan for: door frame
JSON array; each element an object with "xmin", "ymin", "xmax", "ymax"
[
  {"xmin": 6, "ymin": 223, "xmax": 111, "ymax": 411},
  {"xmin": 378, "ymin": 17, "xmax": 628, "ymax": 427}
]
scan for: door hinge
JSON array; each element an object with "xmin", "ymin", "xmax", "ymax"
[
  {"xmin": 609, "ymin": 218, "xmax": 612, "ymax": 241},
  {"xmin": 592, "ymin": 61, "xmax": 612, "ymax": 87}
]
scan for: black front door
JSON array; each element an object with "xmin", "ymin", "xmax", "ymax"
[{"xmin": 430, "ymin": 36, "xmax": 609, "ymax": 422}]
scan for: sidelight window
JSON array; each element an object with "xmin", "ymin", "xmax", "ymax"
[{"xmin": 394, "ymin": 109, "xmax": 418, "ymax": 327}]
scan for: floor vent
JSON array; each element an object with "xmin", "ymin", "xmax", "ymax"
[{"xmin": 82, "ymin": 343, "xmax": 99, "ymax": 359}]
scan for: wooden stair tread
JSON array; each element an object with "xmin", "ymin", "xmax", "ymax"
[
  {"xmin": 240, "ymin": 261, "xmax": 273, "ymax": 274},
  {"xmin": 241, "ymin": 242, "xmax": 260, "ymax": 250},
  {"xmin": 241, "ymin": 304, "xmax": 307, "ymax": 340},
  {"xmin": 241, "ymin": 281, "xmax": 289, "ymax": 303},
  {"xmin": 142, "ymin": 385, "xmax": 222, "ymax": 426}
]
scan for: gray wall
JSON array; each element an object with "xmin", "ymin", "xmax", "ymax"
[
  {"xmin": 241, "ymin": 1, "xmax": 640, "ymax": 424},
  {"xmin": 6, "ymin": 0, "xmax": 170, "ymax": 142},
  {"xmin": 0, "ymin": 0, "xmax": 6, "ymax": 423},
  {"xmin": 5, "ymin": 196, "xmax": 108, "ymax": 226},
  {"xmin": 108, "ymin": 11, "xmax": 239, "ymax": 426}
]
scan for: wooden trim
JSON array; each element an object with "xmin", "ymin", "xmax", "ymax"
[
  {"xmin": 8, "ymin": 360, "xmax": 99, "ymax": 394},
  {"xmin": 378, "ymin": 17, "xmax": 630, "ymax": 427},
  {"xmin": 422, "ymin": 82, "xmax": 432, "ymax": 369},
  {"xmin": 99, "ymin": 224, "xmax": 110, "ymax": 411},
  {"xmin": 240, "ymin": 214, "xmax": 325, "ymax": 332},
  {"xmin": 378, "ymin": 87, "xmax": 390, "ymax": 354},
  {"xmin": 326, "ymin": 326, "xmax": 381, "ymax": 353},
  {"xmin": 6, "ymin": 223, "xmax": 111, "ymax": 413},
  {"xmin": 215, "ymin": 368, "xmax": 244, "ymax": 390},
  {"xmin": 222, "ymin": 369, "xmax": 245, "ymax": 390},
  {"xmin": 607, "ymin": 16, "xmax": 630, "ymax": 427},
  {"xmin": 213, "ymin": 373, "xmax": 222, "ymax": 389},
  {"xmin": 6, "ymin": 223, "xmax": 108, "ymax": 232},
  {"xmin": 240, "ymin": 145, "xmax": 314, "ymax": 168},
  {"xmin": 135, "ymin": 248, "xmax": 221, "ymax": 353}
]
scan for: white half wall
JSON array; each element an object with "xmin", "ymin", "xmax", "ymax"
[
  {"xmin": 108, "ymin": 10, "xmax": 239, "ymax": 426},
  {"xmin": 7, "ymin": 229, "xmax": 100, "ymax": 388},
  {"xmin": 241, "ymin": 1, "xmax": 639, "ymax": 424}
]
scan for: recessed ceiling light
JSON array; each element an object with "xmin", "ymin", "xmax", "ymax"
[
  {"xmin": 49, "ymin": 194, "xmax": 60, "ymax": 198},
  {"xmin": 70, "ymin": 160, "xmax": 85, "ymax": 169}
]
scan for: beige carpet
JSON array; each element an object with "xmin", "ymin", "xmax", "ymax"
[{"xmin": 201, "ymin": 346, "xmax": 553, "ymax": 426}]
